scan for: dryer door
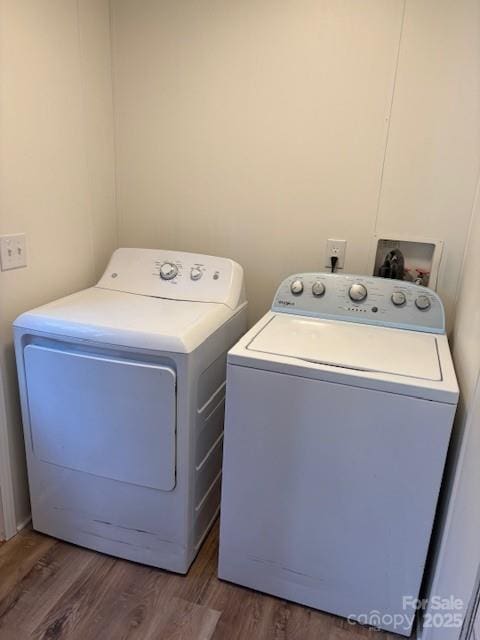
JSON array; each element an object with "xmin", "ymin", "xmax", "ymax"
[{"xmin": 24, "ymin": 345, "xmax": 176, "ymax": 491}]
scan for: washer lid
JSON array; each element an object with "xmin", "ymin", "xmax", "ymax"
[{"xmin": 247, "ymin": 314, "xmax": 442, "ymax": 381}]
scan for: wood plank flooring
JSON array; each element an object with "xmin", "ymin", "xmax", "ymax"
[{"xmin": 0, "ymin": 523, "xmax": 397, "ymax": 640}]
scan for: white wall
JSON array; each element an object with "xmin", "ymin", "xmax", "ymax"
[
  {"xmin": 0, "ymin": 0, "xmax": 116, "ymax": 531},
  {"xmin": 421, "ymin": 175, "xmax": 480, "ymax": 640},
  {"xmin": 110, "ymin": 0, "xmax": 480, "ymax": 326},
  {"xmin": 376, "ymin": 0, "xmax": 480, "ymax": 321}
]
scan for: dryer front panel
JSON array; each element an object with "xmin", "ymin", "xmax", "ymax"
[{"xmin": 24, "ymin": 345, "xmax": 176, "ymax": 491}]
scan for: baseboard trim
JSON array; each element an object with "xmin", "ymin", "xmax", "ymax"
[{"xmin": 16, "ymin": 515, "xmax": 32, "ymax": 532}]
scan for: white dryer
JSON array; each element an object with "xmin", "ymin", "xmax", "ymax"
[
  {"xmin": 219, "ymin": 273, "xmax": 458, "ymax": 635},
  {"xmin": 14, "ymin": 248, "xmax": 247, "ymax": 573}
]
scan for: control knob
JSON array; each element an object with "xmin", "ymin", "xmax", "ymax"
[
  {"xmin": 391, "ymin": 291, "xmax": 406, "ymax": 306},
  {"xmin": 191, "ymin": 267, "xmax": 202, "ymax": 281},
  {"xmin": 312, "ymin": 281, "xmax": 326, "ymax": 297},
  {"xmin": 290, "ymin": 279, "xmax": 304, "ymax": 295},
  {"xmin": 415, "ymin": 294, "xmax": 431, "ymax": 311},
  {"xmin": 349, "ymin": 283, "xmax": 368, "ymax": 302},
  {"xmin": 159, "ymin": 262, "xmax": 178, "ymax": 280}
]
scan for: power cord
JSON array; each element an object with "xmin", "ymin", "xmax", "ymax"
[{"xmin": 330, "ymin": 255, "xmax": 338, "ymax": 273}]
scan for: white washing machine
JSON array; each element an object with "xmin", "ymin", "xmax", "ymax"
[
  {"xmin": 219, "ymin": 273, "xmax": 458, "ymax": 635},
  {"xmin": 14, "ymin": 248, "xmax": 247, "ymax": 573}
]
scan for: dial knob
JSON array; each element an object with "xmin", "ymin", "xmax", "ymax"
[
  {"xmin": 312, "ymin": 281, "xmax": 326, "ymax": 297},
  {"xmin": 349, "ymin": 283, "xmax": 367, "ymax": 302},
  {"xmin": 159, "ymin": 262, "xmax": 178, "ymax": 280},
  {"xmin": 191, "ymin": 267, "xmax": 202, "ymax": 281},
  {"xmin": 415, "ymin": 294, "xmax": 431, "ymax": 311},
  {"xmin": 391, "ymin": 291, "xmax": 406, "ymax": 306},
  {"xmin": 290, "ymin": 279, "xmax": 304, "ymax": 295}
]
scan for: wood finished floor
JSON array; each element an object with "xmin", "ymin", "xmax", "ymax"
[{"xmin": 0, "ymin": 523, "xmax": 397, "ymax": 640}]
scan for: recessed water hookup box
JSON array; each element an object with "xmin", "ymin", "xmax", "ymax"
[{"xmin": 370, "ymin": 235, "xmax": 444, "ymax": 290}]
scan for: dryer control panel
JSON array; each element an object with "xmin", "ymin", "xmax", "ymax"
[
  {"xmin": 96, "ymin": 248, "xmax": 246, "ymax": 310},
  {"xmin": 272, "ymin": 273, "xmax": 445, "ymax": 334}
]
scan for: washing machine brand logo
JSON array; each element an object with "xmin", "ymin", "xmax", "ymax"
[{"xmin": 277, "ymin": 299, "xmax": 295, "ymax": 307}]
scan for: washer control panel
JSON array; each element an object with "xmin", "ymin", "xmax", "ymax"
[
  {"xmin": 96, "ymin": 248, "xmax": 246, "ymax": 310},
  {"xmin": 273, "ymin": 273, "xmax": 445, "ymax": 333}
]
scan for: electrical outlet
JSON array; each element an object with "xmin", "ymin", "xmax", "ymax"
[
  {"xmin": 0, "ymin": 234, "xmax": 27, "ymax": 271},
  {"xmin": 326, "ymin": 239, "xmax": 347, "ymax": 270}
]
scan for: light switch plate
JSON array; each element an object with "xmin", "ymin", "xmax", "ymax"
[{"xmin": 0, "ymin": 234, "xmax": 27, "ymax": 270}]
